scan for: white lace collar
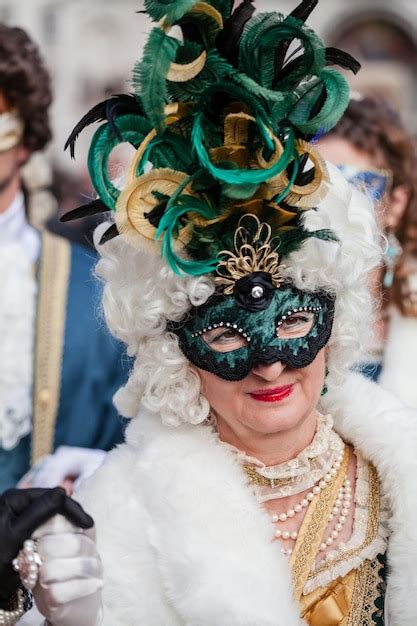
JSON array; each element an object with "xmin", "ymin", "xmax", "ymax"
[{"xmin": 215, "ymin": 413, "xmax": 344, "ymax": 502}]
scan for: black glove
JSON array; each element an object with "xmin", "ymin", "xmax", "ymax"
[{"xmin": 0, "ymin": 487, "xmax": 93, "ymax": 609}]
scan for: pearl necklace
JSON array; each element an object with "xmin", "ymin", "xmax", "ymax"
[
  {"xmin": 319, "ymin": 478, "xmax": 352, "ymax": 552},
  {"xmin": 269, "ymin": 457, "xmax": 353, "ymax": 557},
  {"xmin": 271, "ymin": 478, "xmax": 352, "ymax": 556}
]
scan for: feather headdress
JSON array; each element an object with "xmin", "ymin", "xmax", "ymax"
[{"xmin": 63, "ymin": 0, "xmax": 360, "ymax": 281}]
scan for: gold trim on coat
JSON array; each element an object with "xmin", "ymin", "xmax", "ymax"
[{"xmin": 31, "ymin": 231, "xmax": 71, "ymax": 464}]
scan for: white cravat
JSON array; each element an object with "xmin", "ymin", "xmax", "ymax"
[
  {"xmin": 0, "ymin": 192, "xmax": 39, "ymax": 450},
  {"xmin": 0, "ymin": 191, "xmax": 40, "ymax": 262}
]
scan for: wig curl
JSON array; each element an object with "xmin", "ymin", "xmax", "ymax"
[{"xmin": 95, "ymin": 164, "xmax": 381, "ymax": 425}]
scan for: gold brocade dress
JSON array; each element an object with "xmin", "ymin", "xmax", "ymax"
[{"xmin": 293, "ymin": 452, "xmax": 389, "ymax": 625}]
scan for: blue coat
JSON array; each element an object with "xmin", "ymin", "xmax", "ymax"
[{"xmin": 0, "ymin": 236, "xmax": 128, "ymax": 492}]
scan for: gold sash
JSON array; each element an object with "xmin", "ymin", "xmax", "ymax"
[
  {"xmin": 31, "ymin": 231, "xmax": 71, "ymax": 464},
  {"xmin": 296, "ymin": 461, "xmax": 383, "ymax": 626},
  {"xmin": 301, "ymin": 569, "xmax": 356, "ymax": 626}
]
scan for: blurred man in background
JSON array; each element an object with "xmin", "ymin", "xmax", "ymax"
[{"xmin": 0, "ymin": 23, "xmax": 127, "ymax": 492}]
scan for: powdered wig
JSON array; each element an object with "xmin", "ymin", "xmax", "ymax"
[{"xmin": 95, "ymin": 164, "xmax": 381, "ymax": 426}]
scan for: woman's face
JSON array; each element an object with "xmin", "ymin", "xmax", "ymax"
[
  {"xmin": 318, "ymin": 136, "xmax": 379, "ymax": 171},
  {"xmin": 318, "ymin": 136, "xmax": 408, "ymax": 231},
  {"xmin": 196, "ymin": 348, "xmax": 326, "ymax": 437}
]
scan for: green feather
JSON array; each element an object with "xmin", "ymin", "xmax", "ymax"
[
  {"xmin": 132, "ymin": 27, "xmax": 180, "ymax": 130},
  {"xmin": 210, "ymin": 0, "xmax": 233, "ymax": 20},
  {"xmin": 275, "ymin": 153, "xmax": 300, "ymax": 204},
  {"xmin": 148, "ymin": 131, "xmax": 197, "ymax": 173},
  {"xmin": 144, "ymin": 0, "xmax": 198, "ymax": 24},
  {"xmin": 239, "ymin": 13, "xmax": 325, "ymax": 90},
  {"xmin": 273, "ymin": 16, "xmax": 326, "ymax": 89},
  {"xmin": 88, "ymin": 114, "xmax": 152, "ymax": 209},
  {"xmin": 192, "ymin": 111, "xmax": 295, "ymax": 186},
  {"xmin": 157, "ymin": 194, "xmax": 220, "ymax": 275},
  {"xmin": 239, "ymin": 13, "xmax": 284, "ymax": 87},
  {"xmin": 283, "ymin": 78, "xmax": 323, "ymax": 129},
  {"xmin": 232, "ymin": 71, "xmax": 292, "ymax": 108},
  {"xmin": 222, "ymin": 181, "xmax": 260, "ymax": 199},
  {"xmin": 179, "ymin": 9, "xmax": 223, "ymax": 48},
  {"xmin": 168, "ymin": 50, "xmax": 234, "ymax": 102},
  {"xmin": 289, "ymin": 69, "xmax": 350, "ymax": 133}
]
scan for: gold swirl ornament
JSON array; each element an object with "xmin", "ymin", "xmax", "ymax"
[
  {"xmin": 128, "ymin": 102, "xmax": 191, "ymax": 182},
  {"xmin": 268, "ymin": 139, "xmax": 330, "ymax": 209},
  {"xmin": 115, "ymin": 168, "xmax": 194, "ymax": 252},
  {"xmin": 163, "ymin": 2, "xmax": 223, "ymax": 82}
]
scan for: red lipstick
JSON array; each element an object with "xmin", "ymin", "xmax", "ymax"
[{"xmin": 249, "ymin": 384, "xmax": 294, "ymax": 403}]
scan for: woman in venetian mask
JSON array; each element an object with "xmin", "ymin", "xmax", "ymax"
[
  {"xmin": 318, "ymin": 96, "xmax": 417, "ymax": 404},
  {"xmin": 0, "ymin": 1, "xmax": 416, "ymax": 625}
]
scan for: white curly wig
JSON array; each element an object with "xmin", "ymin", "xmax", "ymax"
[{"xmin": 94, "ymin": 164, "xmax": 381, "ymax": 426}]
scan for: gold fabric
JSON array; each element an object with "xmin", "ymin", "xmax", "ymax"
[
  {"xmin": 300, "ymin": 556, "xmax": 385, "ymax": 626},
  {"xmin": 300, "ymin": 568, "xmax": 356, "ymax": 625},
  {"xmin": 32, "ymin": 231, "xmax": 71, "ymax": 464}
]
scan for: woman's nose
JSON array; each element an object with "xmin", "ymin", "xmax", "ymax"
[{"xmin": 251, "ymin": 360, "xmax": 286, "ymax": 381}]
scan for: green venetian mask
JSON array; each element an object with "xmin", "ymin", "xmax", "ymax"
[{"xmin": 169, "ymin": 277, "xmax": 335, "ymax": 381}]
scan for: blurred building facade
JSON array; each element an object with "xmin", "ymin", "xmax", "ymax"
[{"xmin": 0, "ymin": 0, "xmax": 416, "ymax": 180}]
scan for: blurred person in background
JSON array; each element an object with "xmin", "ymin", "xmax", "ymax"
[
  {"xmin": 0, "ymin": 23, "xmax": 128, "ymax": 493},
  {"xmin": 319, "ymin": 96, "xmax": 417, "ymax": 408}
]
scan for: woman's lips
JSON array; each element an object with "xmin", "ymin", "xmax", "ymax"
[{"xmin": 249, "ymin": 384, "xmax": 294, "ymax": 403}]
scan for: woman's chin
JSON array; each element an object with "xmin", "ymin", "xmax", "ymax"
[{"xmin": 242, "ymin": 398, "xmax": 304, "ymax": 434}]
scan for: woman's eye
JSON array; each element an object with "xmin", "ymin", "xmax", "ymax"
[
  {"xmin": 200, "ymin": 327, "xmax": 247, "ymax": 353},
  {"xmin": 277, "ymin": 312, "xmax": 315, "ymax": 339}
]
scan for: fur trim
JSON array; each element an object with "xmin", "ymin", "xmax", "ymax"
[
  {"xmin": 321, "ymin": 372, "xmax": 417, "ymax": 626},
  {"xmin": 379, "ymin": 306, "xmax": 417, "ymax": 409},
  {"xmin": 78, "ymin": 373, "xmax": 417, "ymax": 626}
]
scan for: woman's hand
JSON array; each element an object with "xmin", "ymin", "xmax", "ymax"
[
  {"xmin": 33, "ymin": 515, "xmax": 103, "ymax": 626},
  {"xmin": 0, "ymin": 487, "xmax": 93, "ymax": 609}
]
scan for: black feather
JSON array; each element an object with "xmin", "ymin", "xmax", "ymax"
[
  {"xmin": 104, "ymin": 96, "xmax": 143, "ymax": 141},
  {"xmin": 99, "ymin": 224, "xmax": 119, "ymax": 245},
  {"xmin": 60, "ymin": 199, "xmax": 111, "ymax": 223},
  {"xmin": 216, "ymin": 0, "xmax": 255, "ymax": 66},
  {"xmin": 275, "ymin": 47, "xmax": 306, "ymax": 85},
  {"xmin": 274, "ymin": 0, "xmax": 319, "ymax": 79},
  {"xmin": 325, "ymin": 47, "xmax": 361, "ymax": 75},
  {"xmin": 64, "ymin": 94, "xmax": 142, "ymax": 158},
  {"xmin": 179, "ymin": 16, "xmax": 206, "ymax": 45},
  {"xmin": 290, "ymin": 0, "xmax": 319, "ymax": 23}
]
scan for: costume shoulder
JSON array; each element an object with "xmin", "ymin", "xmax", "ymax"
[{"xmin": 43, "ymin": 235, "xmax": 129, "ymax": 451}]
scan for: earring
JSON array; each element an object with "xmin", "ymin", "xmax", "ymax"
[
  {"xmin": 320, "ymin": 367, "xmax": 329, "ymax": 396},
  {"xmin": 383, "ymin": 231, "xmax": 402, "ymax": 288}
]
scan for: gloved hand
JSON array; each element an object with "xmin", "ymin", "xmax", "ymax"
[
  {"xmin": 33, "ymin": 515, "xmax": 103, "ymax": 626},
  {"xmin": 0, "ymin": 488, "xmax": 93, "ymax": 609}
]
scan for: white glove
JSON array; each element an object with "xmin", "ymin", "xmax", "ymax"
[
  {"xmin": 32, "ymin": 515, "xmax": 103, "ymax": 626},
  {"xmin": 20, "ymin": 447, "xmax": 106, "ymax": 491}
]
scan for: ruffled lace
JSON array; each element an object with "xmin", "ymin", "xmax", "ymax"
[{"xmin": 215, "ymin": 413, "xmax": 344, "ymax": 501}]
